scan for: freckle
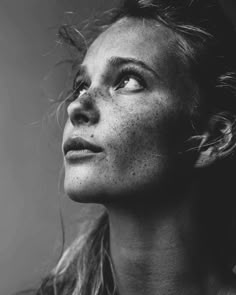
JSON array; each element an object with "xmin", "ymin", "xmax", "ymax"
[
  {"xmin": 90, "ymin": 134, "xmax": 94, "ymax": 138},
  {"xmin": 132, "ymin": 172, "xmax": 136, "ymax": 176}
]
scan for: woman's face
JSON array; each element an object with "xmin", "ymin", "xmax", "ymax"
[{"xmin": 62, "ymin": 17, "xmax": 199, "ymax": 204}]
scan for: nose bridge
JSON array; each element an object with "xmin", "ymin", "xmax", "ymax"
[{"xmin": 67, "ymin": 91, "xmax": 100, "ymax": 126}]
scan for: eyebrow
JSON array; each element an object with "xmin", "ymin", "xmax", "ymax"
[
  {"xmin": 74, "ymin": 65, "xmax": 89, "ymax": 82},
  {"xmin": 109, "ymin": 56, "xmax": 161, "ymax": 80},
  {"xmin": 75, "ymin": 56, "xmax": 161, "ymax": 81}
]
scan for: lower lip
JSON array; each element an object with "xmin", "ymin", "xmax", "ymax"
[{"xmin": 65, "ymin": 149, "xmax": 103, "ymax": 163}]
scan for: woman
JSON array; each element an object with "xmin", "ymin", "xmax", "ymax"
[{"xmin": 35, "ymin": 0, "xmax": 236, "ymax": 294}]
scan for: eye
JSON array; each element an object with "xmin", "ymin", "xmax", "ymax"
[
  {"xmin": 73, "ymin": 81, "xmax": 89, "ymax": 100},
  {"xmin": 117, "ymin": 76, "xmax": 144, "ymax": 91}
]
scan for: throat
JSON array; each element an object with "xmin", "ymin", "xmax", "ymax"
[{"xmin": 106, "ymin": 200, "xmax": 218, "ymax": 295}]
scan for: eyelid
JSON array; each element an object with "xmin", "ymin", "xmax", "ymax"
[
  {"xmin": 72, "ymin": 65, "xmax": 147, "ymax": 96},
  {"xmin": 115, "ymin": 67, "xmax": 147, "ymax": 89},
  {"xmin": 73, "ymin": 69, "xmax": 92, "ymax": 92},
  {"xmin": 73, "ymin": 75, "xmax": 89, "ymax": 89},
  {"xmin": 73, "ymin": 66, "xmax": 91, "ymax": 87},
  {"xmin": 69, "ymin": 78, "xmax": 89, "ymax": 103}
]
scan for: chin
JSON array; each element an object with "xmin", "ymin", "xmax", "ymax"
[{"xmin": 64, "ymin": 177, "xmax": 109, "ymax": 204}]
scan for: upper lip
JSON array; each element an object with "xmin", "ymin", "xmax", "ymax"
[{"xmin": 63, "ymin": 137, "xmax": 103, "ymax": 155}]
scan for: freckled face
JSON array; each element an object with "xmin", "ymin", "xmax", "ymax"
[{"xmin": 62, "ymin": 18, "xmax": 198, "ymax": 204}]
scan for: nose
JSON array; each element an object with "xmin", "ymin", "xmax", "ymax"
[{"xmin": 67, "ymin": 93, "xmax": 100, "ymax": 126}]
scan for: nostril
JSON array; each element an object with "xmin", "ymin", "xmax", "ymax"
[
  {"xmin": 67, "ymin": 94, "xmax": 100, "ymax": 126},
  {"xmin": 83, "ymin": 115, "xmax": 89, "ymax": 123},
  {"xmin": 73, "ymin": 113, "xmax": 90, "ymax": 124}
]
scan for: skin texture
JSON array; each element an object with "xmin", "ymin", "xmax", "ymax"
[
  {"xmin": 62, "ymin": 18, "xmax": 236, "ymax": 295},
  {"xmin": 62, "ymin": 17, "xmax": 198, "ymax": 205}
]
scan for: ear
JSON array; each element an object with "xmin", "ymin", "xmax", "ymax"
[{"xmin": 194, "ymin": 113, "xmax": 236, "ymax": 168}]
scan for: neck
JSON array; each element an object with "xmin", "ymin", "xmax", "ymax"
[{"xmin": 105, "ymin": 190, "xmax": 222, "ymax": 295}]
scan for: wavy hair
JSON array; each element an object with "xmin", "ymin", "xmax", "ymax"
[{"xmin": 24, "ymin": 1, "xmax": 236, "ymax": 294}]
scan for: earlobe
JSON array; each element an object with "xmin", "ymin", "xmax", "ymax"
[{"xmin": 194, "ymin": 113, "xmax": 236, "ymax": 168}]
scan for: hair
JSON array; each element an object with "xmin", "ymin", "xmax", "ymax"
[{"xmin": 26, "ymin": 1, "xmax": 236, "ymax": 294}]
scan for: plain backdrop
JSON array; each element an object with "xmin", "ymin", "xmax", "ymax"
[
  {"xmin": 0, "ymin": 0, "xmax": 235, "ymax": 294},
  {"xmin": 0, "ymin": 1, "xmax": 118, "ymax": 294}
]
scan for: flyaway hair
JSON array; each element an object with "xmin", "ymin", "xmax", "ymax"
[{"xmin": 22, "ymin": 1, "xmax": 236, "ymax": 294}]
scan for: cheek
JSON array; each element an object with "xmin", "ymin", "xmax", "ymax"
[
  {"xmin": 62, "ymin": 120, "xmax": 70, "ymax": 144},
  {"xmin": 103, "ymin": 96, "xmax": 193, "ymax": 182},
  {"xmin": 102, "ymin": 104, "xmax": 168, "ymax": 178}
]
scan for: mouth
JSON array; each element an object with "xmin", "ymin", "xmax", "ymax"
[{"xmin": 63, "ymin": 137, "xmax": 103, "ymax": 161}]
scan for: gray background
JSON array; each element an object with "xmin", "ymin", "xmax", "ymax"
[{"xmin": 0, "ymin": 1, "xmax": 235, "ymax": 294}]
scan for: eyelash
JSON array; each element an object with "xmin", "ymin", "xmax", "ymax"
[
  {"xmin": 115, "ymin": 68, "xmax": 146, "ymax": 90},
  {"xmin": 72, "ymin": 80, "xmax": 89, "ymax": 99},
  {"xmin": 71, "ymin": 67, "xmax": 146, "ymax": 101}
]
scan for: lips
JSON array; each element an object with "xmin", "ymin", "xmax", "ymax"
[{"xmin": 63, "ymin": 137, "xmax": 103, "ymax": 156}]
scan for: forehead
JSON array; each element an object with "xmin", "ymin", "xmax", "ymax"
[{"xmin": 82, "ymin": 17, "xmax": 180, "ymax": 77}]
